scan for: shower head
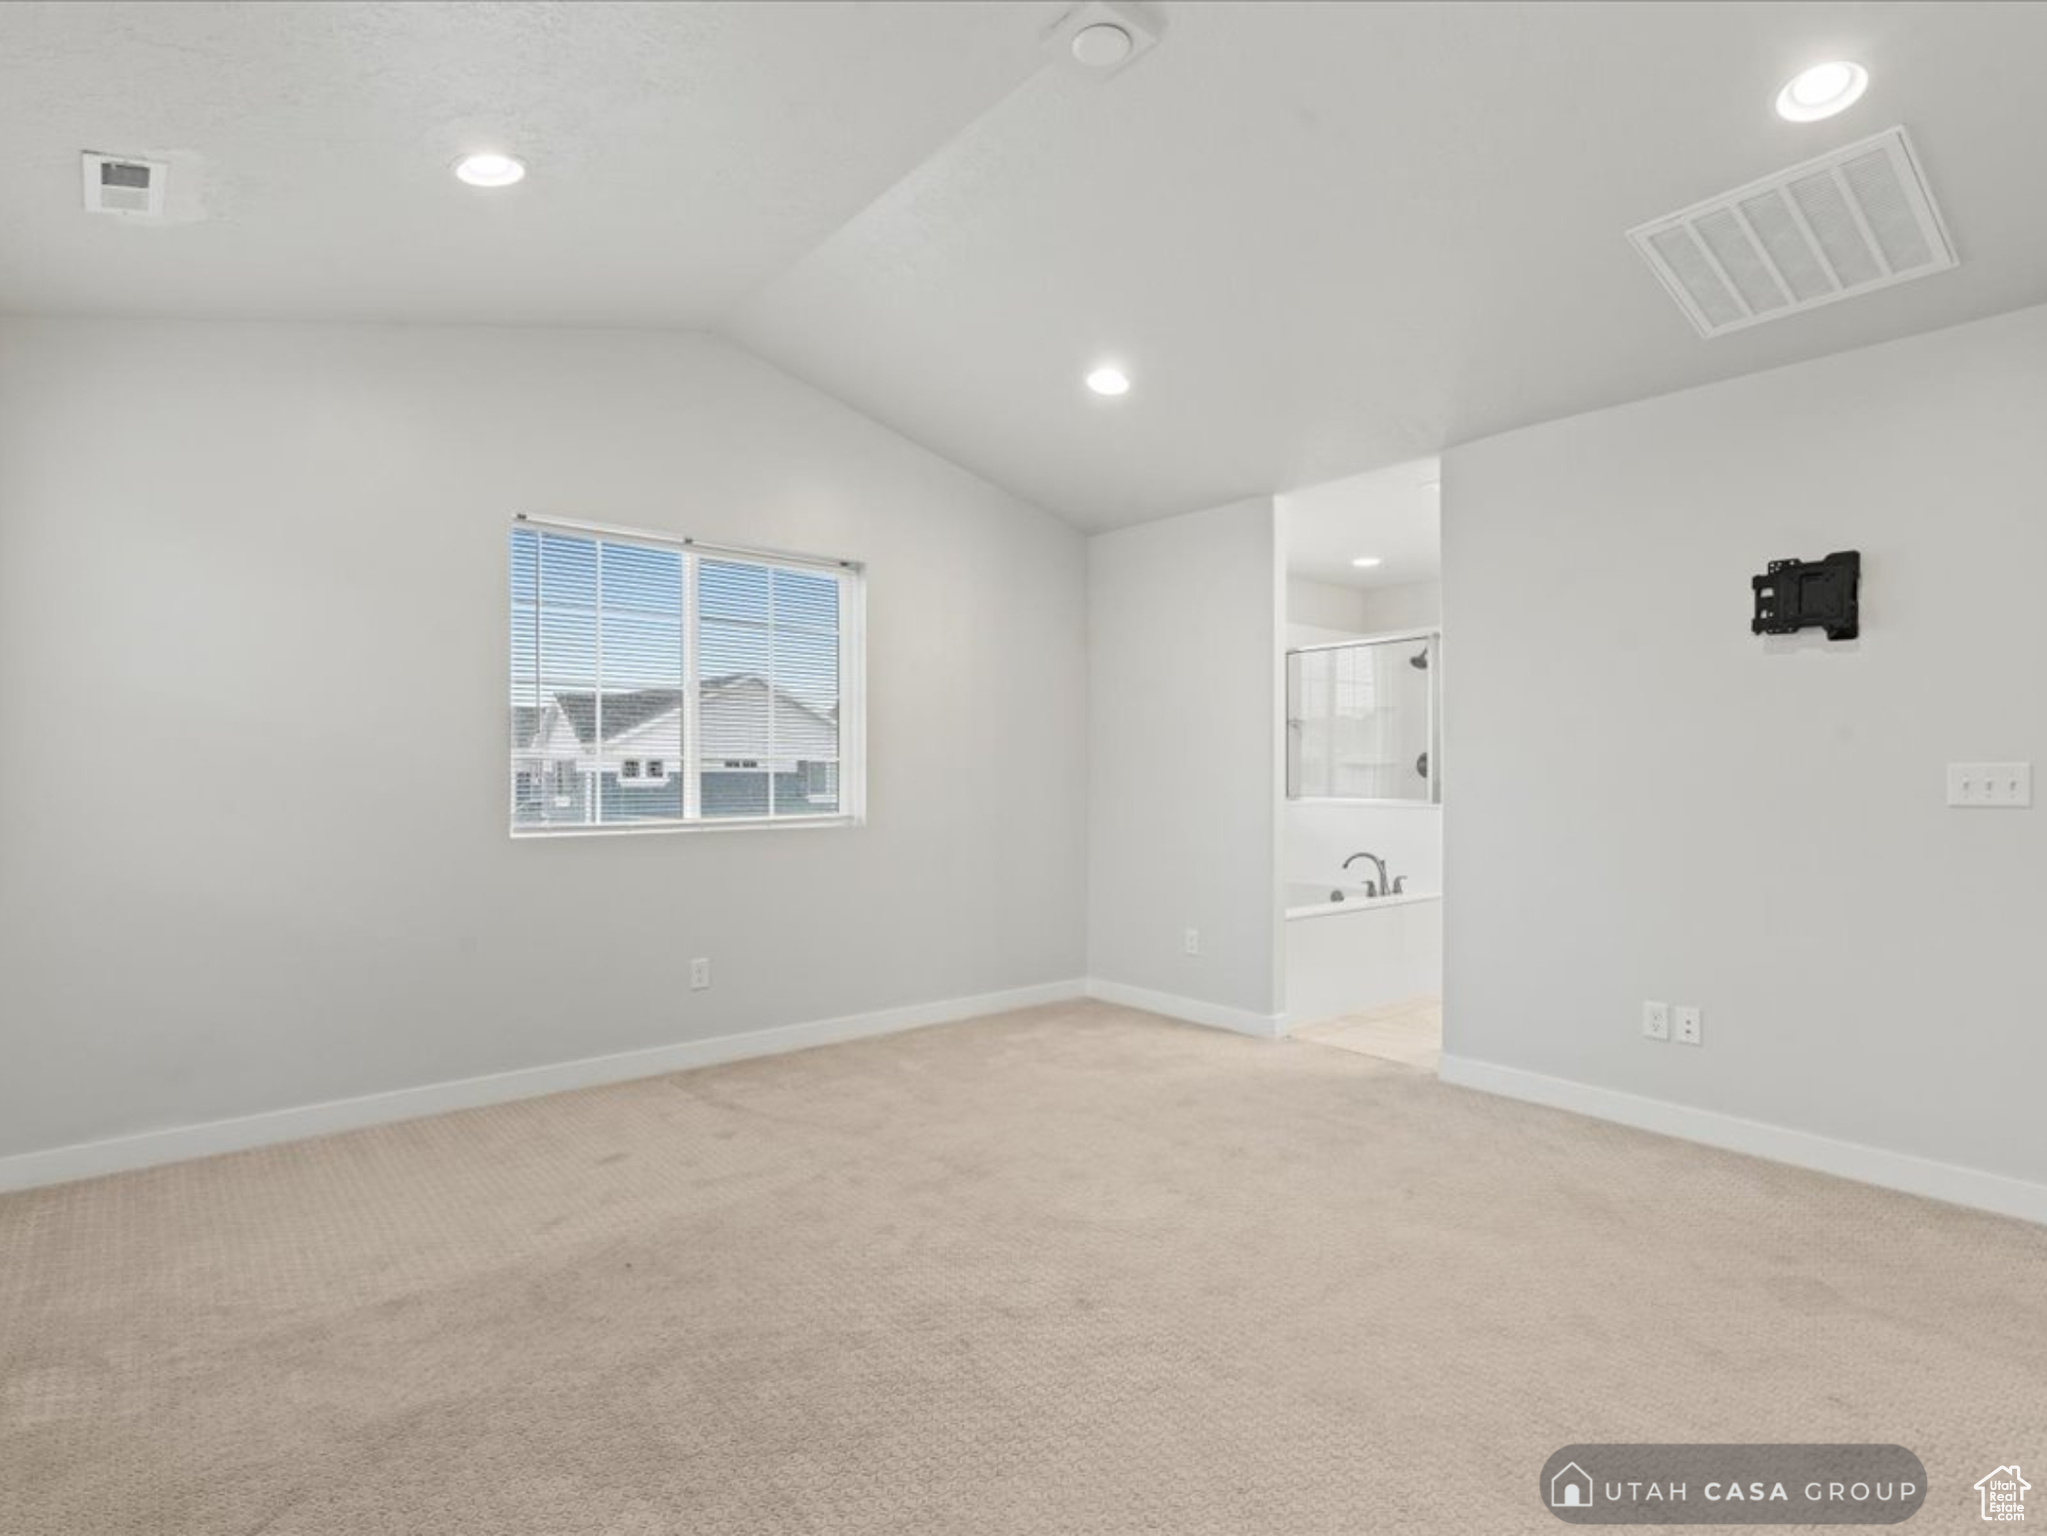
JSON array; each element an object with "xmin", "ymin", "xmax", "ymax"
[{"xmin": 1409, "ymin": 646, "xmax": 1429, "ymax": 670}]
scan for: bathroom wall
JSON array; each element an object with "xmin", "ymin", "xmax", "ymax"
[
  {"xmin": 1285, "ymin": 576, "xmax": 1371, "ymax": 646},
  {"xmin": 1285, "ymin": 576, "xmax": 1441, "ymax": 645},
  {"xmin": 1285, "ymin": 802, "xmax": 1441, "ymax": 895},
  {"xmin": 1282, "ymin": 581, "xmax": 1443, "ymax": 897},
  {"xmin": 1356, "ymin": 580, "xmax": 1441, "ymax": 633}
]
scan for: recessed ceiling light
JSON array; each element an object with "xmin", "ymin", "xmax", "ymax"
[
  {"xmin": 1086, "ymin": 366, "xmax": 1131, "ymax": 397},
  {"xmin": 1049, "ymin": 3, "xmax": 1160, "ymax": 74},
  {"xmin": 1351, "ymin": 556, "xmax": 1383, "ymax": 569},
  {"xmin": 1775, "ymin": 61, "xmax": 1868, "ymax": 123},
  {"xmin": 1071, "ymin": 22, "xmax": 1134, "ymax": 68},
  {"xmin": 454, "ymin": 152, "xmax": 526, "ymax": 188},
  {"xmin": 1420, "ymin": 480, "xmax": 1441, "ymax": 493}
]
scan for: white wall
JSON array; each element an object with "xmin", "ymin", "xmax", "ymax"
[
  {"xmin": 1282, "ymin": 577, "xmax": 1441, "ymax": 646},
  {"xmin": 1442, "ymin": 301, "xmax": 2047, "ymax": 1201},
  {"xmin": 1089, "ymin": 498, "xmax": 1283, "ymax": 1027},
  {"xmin": 1356, "ymin": 580, "xmax": 1441, "ymax": 633},
  {"xmin": 1284, "ymin": 803, "xmax": 1441, "ymax": 895},
  {"xmin": 0, "ymin": 319, "xmax": 1088, "ymax": 1162},
  {"xmin": 1284, "ymin": 576, "xmax": 1370, "ymax": 646}
]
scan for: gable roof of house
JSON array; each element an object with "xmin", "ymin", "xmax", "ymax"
[
  {"xmin": 549, "ymin": 688, "xmax": 682, "ymax": 747},
  {"xmin": 1976, "ymin": 1466, "xmax": 2030, "ymax": 1489},
  {"xmin": 701, "ymin": 673, "xmax": 837, "ymax": 728},
  {"xmin": 511, "ymin": 689, "xmax": 678, "ymax": 752},
  {"xmin": 514, "ymin": 675, "xmax": 835, "ymax": 750}
]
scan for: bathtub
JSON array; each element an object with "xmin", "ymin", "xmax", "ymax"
[
  {"xmin": 1283, "ymin": 881, "xmax": 1437, "ymax": 917},
  {"xmin": 1281, "ymin": 882, "xmax": 1442, "ymax": 1028}
]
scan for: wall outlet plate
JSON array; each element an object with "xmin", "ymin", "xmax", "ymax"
[
  {"xmin": 689, "ymin": 958, "xmax": 711, "ymax": 991},
  {"xmin": 1183, "ymin": 927, "xmax": 1201, "ymax": 956},
  {"xmin": 1642, "ymin": 1001, "xmax": 1670, "ymax": 1041},
  {"xmin": 1674, "ymin": 1006, "xmax": 1702, "ymax": 1046},
  {"xmin": 1947, "ymin": 762, "xmax": 2032, "ymax": 808}
]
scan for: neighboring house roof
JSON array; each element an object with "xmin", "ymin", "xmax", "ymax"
[
  {"xmin": 701, "ymin": 672, "xmax": 838, "ymax": 728},
  {"xmin": 548, "ymin": 687, "xmax": 682, "ymax": 747},
  {"xmin": 514, "ymin": 675, "xmax": 835, "ymax": 754}
]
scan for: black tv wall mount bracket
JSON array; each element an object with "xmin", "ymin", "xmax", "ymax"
[{"xmin": 1752, "ymin": 550, "xmax": 1860, "ymax": 641}]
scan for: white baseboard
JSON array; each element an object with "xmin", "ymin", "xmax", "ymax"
[
  {"xmin": 1438, "ymin": 1053, "xmax": 2047, "ymax": 1228},
  {"xmin": 1084, "ymin": 977, "xmax": 1286, "ymax": 1039},
  {"xmin": 0, "ymin": 978, "xmax": 1088, "ymax": 1195}
]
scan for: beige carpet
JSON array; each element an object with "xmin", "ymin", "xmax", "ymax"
[{"xmin": 3, "ymin": 1000, "xmax": 2044, "ymax": 1534}]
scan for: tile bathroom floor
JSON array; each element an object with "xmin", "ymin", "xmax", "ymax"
[{"xmin": 1290, "ymin": 996, "xmax": 1442, "ymax": 1070}]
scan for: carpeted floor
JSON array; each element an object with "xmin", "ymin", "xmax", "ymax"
[{"xmin": 3, "ymin": 1000, "xmax": 2044, "ymax": 1534}]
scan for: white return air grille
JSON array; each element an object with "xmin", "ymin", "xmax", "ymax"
[
  {"xmin": 81, "ymin": 151, "xmax": 167, "ymax": 217},
  {"xmin": 1628, "ymin": 127, "xmax": 1956, "ymax": 338}
]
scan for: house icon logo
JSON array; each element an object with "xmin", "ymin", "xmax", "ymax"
[
  {"xmin": 1550, "ymin": 1461, "xmax": 1594, "ymax": 1509},
  {"xmin": 1976, "ymin": 1465, "xmax": 2029, "ymax": 1522}
]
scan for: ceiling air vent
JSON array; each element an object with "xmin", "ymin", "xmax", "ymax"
[
  {"xmin": 1628, "ymin": 127, "xmax": 1955, "ymax": 338},
  {"xmin": 82, "ymin": 152, "xmax": 168, "ymax": 217}
]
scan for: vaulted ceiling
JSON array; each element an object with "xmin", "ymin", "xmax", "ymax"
[{"xmin": 6, "ymin": 1, "xmax": 2047, "ymax": 529}]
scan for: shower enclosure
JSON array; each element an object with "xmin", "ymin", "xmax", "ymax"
[{"xmin": 1285, "ymin": 629, "xmax": 1440, "ymax": 805}]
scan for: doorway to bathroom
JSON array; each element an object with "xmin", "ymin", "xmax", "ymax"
[{"xmin": 1276, "ymin": 458, "xmax": 1443, "ymax": 1069}]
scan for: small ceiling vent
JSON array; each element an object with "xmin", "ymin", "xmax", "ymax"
[
  {"xmin": 1628, "ymin": 127, "xmax": 1955, "ymax": 338},
  {"xmin": 82, "ymin": 152, "xmax": 167, "ymax": 217}
]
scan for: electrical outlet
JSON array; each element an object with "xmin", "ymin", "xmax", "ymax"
[
  {"xmin": 1183, "ymin": 927, "xmax": 1200, "ymax": 957},
  {"xmin": 1674, "ymin": 1005, "xmax": 1702, "ymax": 1046},
  {"xmin": 689, "ymin": 957, "xmax": 712, "ymax": 991},
  {"xmin": 1947, "ymin": 762, "xmax": 2033, "ymax": 808},
  {"xmin": 1642, "ymin": 1001, "xmax": 1670, "ymax": 1041}
]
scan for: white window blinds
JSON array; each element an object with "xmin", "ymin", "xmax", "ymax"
[{"xmin": 510, "ymin": 520, "xmax": 861, "ymax": 834}]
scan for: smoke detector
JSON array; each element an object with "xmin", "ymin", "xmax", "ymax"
[
  {"xmin": 1046, "ymin": 2, "xmax": 1160, "ymax": 77},
  {"xmin": 82, "ymin": 152, "xmax": 167, "ymax": 217},
  {"xmin": 1628, "ymin": 126, "xmax": 1956, "ymax": 338}
]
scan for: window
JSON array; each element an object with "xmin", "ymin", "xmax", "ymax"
[
  {"xmin": 510, "ymin": 519, "xmax": 863, "ymax": 834},
  {"xmin": 614, "ymin": 758, "xmax": 669, "ymax": 785}
]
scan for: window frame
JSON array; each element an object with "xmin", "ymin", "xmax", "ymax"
[{"xmin": 508, "ymin": 514, "xmax": 867, "ymax": 838}]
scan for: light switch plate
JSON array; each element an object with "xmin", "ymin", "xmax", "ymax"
[{"xmin": 1947, "ymin": 762, "xmax": 2032, "ymax": 808}]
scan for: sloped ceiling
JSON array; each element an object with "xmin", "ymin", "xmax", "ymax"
[
  {"xmin": 5, "ymin": 1, "xmax": 2047, "ymax": 529},
  {"xmin": 0, "ymin": 1, "xmax": 1061, "ymax": 324}
]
